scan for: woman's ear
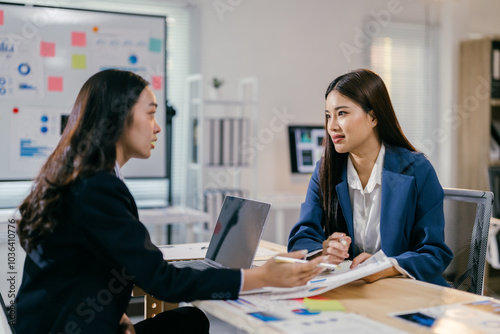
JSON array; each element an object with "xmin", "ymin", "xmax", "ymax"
[{"xmin": 369, "ymin": 110, "xmax": 377, "ymax": 127}]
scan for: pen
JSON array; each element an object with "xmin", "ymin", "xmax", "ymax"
[{"xmin": 273, "ymin": 256, "xmax": 338, "ymax": 270}]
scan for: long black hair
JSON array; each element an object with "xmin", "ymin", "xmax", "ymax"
[
  {"xmin": 320, "ymin": 69, "xmax": 416, "ymax": 236},
  {"xmin": 18, "ymin": 70, "xmax": 149, "ymax": 252}
]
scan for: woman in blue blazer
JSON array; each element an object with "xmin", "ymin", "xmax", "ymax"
[
  {"xmin": 14, "ymin": 70, "xmax": 324, "ymax": 334},
  {"xmin": 288, "ymin": 69, "xmax": 453, "ymax": 287}
]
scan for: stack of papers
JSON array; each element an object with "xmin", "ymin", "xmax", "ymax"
[{"xmin": 243, "ymin": 249, "xmax": 392, "ymax": 299}]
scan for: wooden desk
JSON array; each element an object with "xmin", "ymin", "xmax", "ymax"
[
  {"xmin": 136, "ymin": 240, "xmax": 492, "ymax": 333},
  {"xmin": 194, "ymin": 277, "xmax": 490, "ymax": 334}
]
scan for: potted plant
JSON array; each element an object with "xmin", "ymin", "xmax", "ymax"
[{"xmin": 208, "ymin": 76, "xmax": 224, "ymax": 100}]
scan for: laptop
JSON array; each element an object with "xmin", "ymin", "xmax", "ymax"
[{"xmin": 171, "ymin": 196, "xmax": 271, "ymax": 270}]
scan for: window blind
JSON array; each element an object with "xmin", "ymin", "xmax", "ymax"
[{"xmin": 370, "ymin": 22, "xmax": 440, "ymax": 162}]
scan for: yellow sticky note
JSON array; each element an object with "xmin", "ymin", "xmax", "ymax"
[
  {"xmin": 303, "ymin": 298, "xmax": 345, "ymax": 312},
  {"xmin": 72, "ymin": 54, "xmax": 86, "ymax": 69}
]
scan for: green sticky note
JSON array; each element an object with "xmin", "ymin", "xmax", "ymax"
[
  {"xmin": 149, "ymin": 38, "xmax": 162, "ymax": 53},
  {"xmin": 72, "ymin": 54, "xmax": 86, "ymax": 69},
  {"xmin": 303, "ymin": 298, "xmax": 345, "ymax": 312}
]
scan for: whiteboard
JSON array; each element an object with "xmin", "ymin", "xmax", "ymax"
[{"xmin": 0, "ymin": 3, "xmax": 167, "ymax": 180}]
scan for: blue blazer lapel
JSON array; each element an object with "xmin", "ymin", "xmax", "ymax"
[
  {"xmin": 380, "ymin": 146, "xmax": 416, "ymax": 255},
  {"xmin": 336, "ymin": 167, "xmax": 354, "ymax": 253}
]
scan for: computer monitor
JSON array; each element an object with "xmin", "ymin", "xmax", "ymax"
[{"xmin": 288, "ymin": 125, "xmax": 325, "ymax": 174}]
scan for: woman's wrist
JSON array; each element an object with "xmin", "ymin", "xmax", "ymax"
[{"xmin": 241, "ymin": 267, "xmax": 266, "ymax": 291}]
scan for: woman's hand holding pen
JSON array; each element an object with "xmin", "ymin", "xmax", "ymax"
[
  {"xmin": 241, "ymin": 250, "xmax": 326, "ymax": 291},
  {"xmin": 322, "ymin": 232, "xmax": 351, "ymax": 264}
]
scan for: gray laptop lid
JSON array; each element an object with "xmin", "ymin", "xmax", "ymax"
[{"xmin": 204, "ymin": 196, "xmax": 271, "ymax": 269}]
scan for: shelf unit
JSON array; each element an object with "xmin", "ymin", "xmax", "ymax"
[
  {"xmin": 457, "ymin": 36, "xmax": 500, "ymax": 191},
  {"xmin": 183, "ymin": 74, "xmax": 259, "ymax": 212},
  {"xmin": 459, "ymin": 36, "xmax": 500, "ymax": 297}
]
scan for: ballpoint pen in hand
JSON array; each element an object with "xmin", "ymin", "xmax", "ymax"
[{"xmin": 273, "ymin": 256, "xmax": 338, "ymax": 270}]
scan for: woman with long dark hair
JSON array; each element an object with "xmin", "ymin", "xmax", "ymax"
[
  {"xmin": 288, "ymin": 69, "xmax": 453, "ymax": 286},
  {"xmin": 15, "ymin": 69, "xmax": 325, "ymax": 334}
]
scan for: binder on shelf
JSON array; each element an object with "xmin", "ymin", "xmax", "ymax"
[
  {"xmin": 204, "ymin": 189, "xmax": 219, "ymax": 231},
  {"xmin": 492, "ymin": 121, "xmax": 500, "ymax": 145},
  {"xmin": 490, "ymin": 138, "xmax": 500, "ymax": 162},
  {"xmin": 191, "ymin": 119, "xmax": 198, "ymax": 164},
  {"xmin": 492, "ymin": 41, "xmax": 500, "ymax": 99},
  {"xmin": 491, "ymin": 121, "xmax": 500, "ymax": 162},
  {"xmin": 203, "ymin": 119, "xmax": 215, "ymax": 166},
  {"xmin": 240, "ymin": 118, "xmax": 249, "ymax": 166},
  {"xmin": 204, "ymin": 119, "xmax": 213, "ymax": 166},
  {"xmin": 222, "ymin": 118, "xmax": 232, "ymax": 166},
  {"xmin": 212, "ymin": 118, "xmax": 222, "ymax": 166},
  {"xmin": 231, "ymin": 118, "xmax": 240, "ymax": 166}
]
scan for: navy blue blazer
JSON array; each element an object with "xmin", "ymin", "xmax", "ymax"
[
  {"xmin": 15, "ymin": 172, "xmax": 241, "ymax": 334},
  {"xmin": 288, "ymin": 145, "xmax": 453, "ymax": 286}
]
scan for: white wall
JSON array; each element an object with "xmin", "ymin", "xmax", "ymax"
[
  {"xmin": 470, "ymin": 0, "xmax": 500, "ymax": 36},
  {"xmin": 193, "ymin": 0, "xmax": 450, "ymax": 196}
]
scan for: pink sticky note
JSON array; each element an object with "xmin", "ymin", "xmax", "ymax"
[
  {"xmin": 40, "ymin": 41, "xmax": 55, "ymax": 57},
  {"xmin": 0, "ymin": 10, "xmax": 4, "ymax": 26},
  {"xmin": 71, "ymin": 32, "xmax": 86, "ymax": 47},
  {"xmin": 152, "ymin": 76, "xmax": 163, "ymax": 90},
  {"xmin": 48, "ymin": 77, "xmax": 63, "ymax": 92}
]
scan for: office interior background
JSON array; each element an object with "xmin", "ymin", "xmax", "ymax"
[{"xmin": 1, "ymin": 0, "xmax": 500, "ymax": 309}]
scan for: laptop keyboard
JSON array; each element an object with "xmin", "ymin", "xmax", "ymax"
[{"xmin": 171, "ymin": 260, "xmax": 213, "ymax": 270}]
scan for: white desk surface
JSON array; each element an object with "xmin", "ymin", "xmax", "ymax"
[{"xmin": 158, "ymin": 240, "xmax": 283, "ymax": 262}]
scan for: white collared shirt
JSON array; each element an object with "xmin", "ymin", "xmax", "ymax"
[
  {"xmin": 347, "ymin": 144, "xmax": 413, "ymax": 279},
  {"xmin": 347, "ymin": 144, "xmax": 385, "ymax": 255},
  {"xmin": 114, "ymin": 161, "xmax": 124, "ymax": 181}
]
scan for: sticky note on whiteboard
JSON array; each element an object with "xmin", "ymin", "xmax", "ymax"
[
  {"xmin": 72, "ymin": 54, "xmax": 86, "ymax": 69},
  {"xmin": 71, "ymin": 32, "xmax": 86, "ymax": 47},
  {"xmin": 40, "ymin": 41, "xmax": 55, "ymax": 57},
  {"xmin": 0, "ymin": 10, "xmax": 4, "ymax": 26},
  {"xmin": 152, "ymin": 76, "xmax": 163, "ymax": 90},
  {"xmin": 149, "ymin": 38, "xmax": 162, "ymax": 53},
  {"xmin": 48, "ymin": 77, "xmax": 63, "ymax": 92}
]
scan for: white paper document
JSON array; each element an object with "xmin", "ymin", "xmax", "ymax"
[
  {"xmin": 270, "ymin": 312, "xmax": 406, "ymax": 334},
  {"xmin": 244, "ymin": 250, "xmax": 392, "ymax": 299},
  {"xmin": 216, "ymin": 294, "xmax": 406, "ymax": 334}
]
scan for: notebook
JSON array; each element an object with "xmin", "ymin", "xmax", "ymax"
[{"xmin": 171, "ymin": 196, "xmax": 271, "ymax": 270}]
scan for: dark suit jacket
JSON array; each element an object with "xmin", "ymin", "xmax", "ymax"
[
  {"xmin": 288, "ymin": 145, "xmax": 453, "ymax": 286},
  {"xmin": 15, "ymin": 171, "xmax": 241, "ymax": 334}
]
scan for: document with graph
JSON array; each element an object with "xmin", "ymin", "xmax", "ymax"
[{"xmin": 243, "ymin": 249, "xmax": 393, "ymax": 300}]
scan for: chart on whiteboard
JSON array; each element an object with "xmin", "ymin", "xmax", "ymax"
[
  {"xmin": 0, "ymin": 35, "xmax": 44, "ymax": 98},
  {"xmin": 90, "ymin": 27, "xmax": 151, "ymax": 78},
  {"xmin": 8, "ymin": 107, "xmax": 68, "ymax": 175}
]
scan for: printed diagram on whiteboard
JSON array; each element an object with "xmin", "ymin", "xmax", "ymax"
[
  {"xmin": 9, "ymin": 106, "xmax": 68, "ymax": 175},
  {"xmin": 91, "ymin": 27, "xmax": 151, "ymax": 78},
  {"xmin": 0, "ymin": 35, "xmax": 44, "ymax": 98}
]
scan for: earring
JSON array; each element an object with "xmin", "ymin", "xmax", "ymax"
[{"xmin": 372, "ymin": 122, "xmax": 375, "ymax": 126}]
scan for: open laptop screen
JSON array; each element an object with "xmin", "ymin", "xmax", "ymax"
[{"xmin": 205, "ymin": 196, "xmax": 271, "ymax": 269}]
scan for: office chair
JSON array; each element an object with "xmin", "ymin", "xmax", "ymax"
[
  {"xmin": 487, "ymin": 166, "xmax": 500, "ymax": 270},
  {"xmin": 441, "ymin": 188, "xmax": 493, "ymax": 295},
  {"xmin": 488, "ymin": 166, "xmax": 500, "ymax": 218},
  {"xmin": 0, "ymin": 293, "xmax": 15, "ymax": 334}
]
